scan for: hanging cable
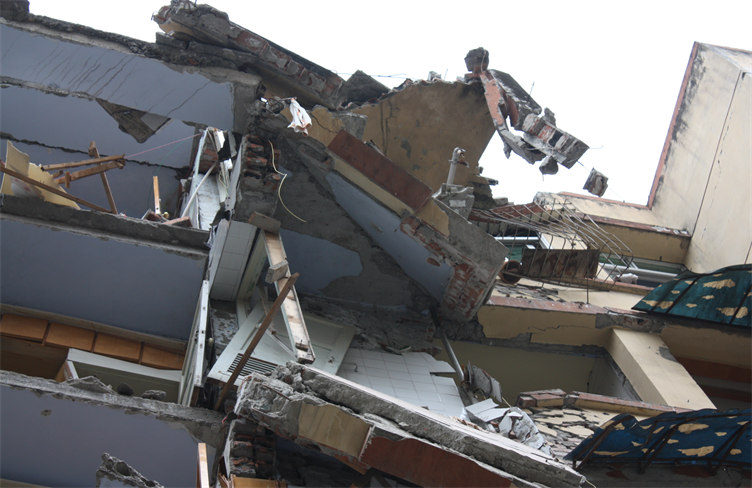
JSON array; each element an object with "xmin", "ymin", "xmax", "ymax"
[
  {"xmin": 124, "ymin": 132, "xmax": 201, "ymax": 159},
  {"xmin": 267, "ymin": 139, "xmax": 307, "ymax": 223}
]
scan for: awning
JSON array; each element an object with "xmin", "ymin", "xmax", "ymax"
[
  {"xmin": 633, "ymin": 264, "xmax": 751, "ymax": 327},
  {"xmin": 567, "ymin": 408, "xmax": 751, "ymax": 473}
]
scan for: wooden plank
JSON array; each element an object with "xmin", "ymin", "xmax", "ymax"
[
  {"xmin": 0, "ymin": 166, "xmax": 112, "ymax": 213},
  {"xmin": 231, "ymin": 476, "xmax": 285, "ymax": 488},
  {"xmin": 262, "ymin": 231, "xmax": 314, "ymax": 363},
  {"xmin": 164, "ymin": 216, "xmax": 191, "ymax": 226},
  {"xmin": 248, "ymin": 212, "xmax": 281, "ymax": 233},
  {"xmin": 40, "ymin": 154, "xmax": 125, "ymax": 171},
  {"xmin": 214, "ymin": 273, "xmax": 299, "ymax": 411},
  {"xmin": 89, "ymin": 142, "xmax": 118, "ymax": 214},
  {"xmin": 153, "ymin": 176, "xmax": 161, "ymax": 214},
  {"xmin": 196, "ymin": 443, "xmax": 210, "ymax": 488},
  {"xmin": 1, "ymin": 304, "xmax": 186, "ymax": 352},
  {"xmin": 141, "ymin": 344, "xmax": 184, "ymax": 370},
  {"xmin": 92, "ymin": 334, "xmax": 142, "ymax": 362},
  {"xmin": 0, "ymin": 314, "xmax": 48, "ymax": 341},
  {"xmin": 45, "ymin": 322, "xmax": 95, "ymax": 351},
  {"xmin": 53, "ymin": 160, "xmax": 124, "ymax": 184}
]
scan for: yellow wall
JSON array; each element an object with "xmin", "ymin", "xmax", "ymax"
[{"xmin": 353, "ymin": 82, "xmax": 496, "ymax": 192}]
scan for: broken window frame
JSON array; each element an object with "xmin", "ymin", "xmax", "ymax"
[{"xmin": 178, "ymin": 280, "xmax": 209, "ymax": 406}]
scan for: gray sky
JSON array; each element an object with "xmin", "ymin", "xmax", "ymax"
[{"xmin": 28, "ymin": 0, "xmax": 752, "ymax": 204}]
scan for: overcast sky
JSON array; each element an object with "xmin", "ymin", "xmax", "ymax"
[{"xmin": 28, "ymin": 1, "xmax": 752, "ymax": 204}]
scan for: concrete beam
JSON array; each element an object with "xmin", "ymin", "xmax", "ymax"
[
  {"xmin": 238, "ymin": 364, "xmax": 585, "ymax": 487},
  {"xmin": 606, "ymin": 328, "xmax": 715, "ymax": 409}
]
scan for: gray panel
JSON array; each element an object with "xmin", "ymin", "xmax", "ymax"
[
  {"xmin": 0, "ymin": 386, "xmax": 197, "ymax": 487},
  {"xmin": 0, "ymin": 218, "xmax": 205, "ymax": 340},
  {"xmin": 0, "ymin": 85, "xmax": 196, "ymax": 168},
  {"xmin": 0, "ymin": 24, "xmax": 234, "ymax": 130},
  {"xmin": 325, "ymin": 172, "xmax": 451, "ymax": 299},
  {"xmin": 279, "ymin": 228, "xmax": 362, "ymax": 293}
]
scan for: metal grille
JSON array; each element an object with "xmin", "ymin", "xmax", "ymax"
[{"xmin": 471, "ymin": 195, "xmax": 633, "ymax": 288}]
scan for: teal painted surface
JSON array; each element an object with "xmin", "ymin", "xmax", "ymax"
[
  {"xmin": 568, "ymin": 409, "xmax": 752, "ymax": 471},
  {"xmin": 633, "ymin": 264, "xmax": 751, "ymax": 327}
]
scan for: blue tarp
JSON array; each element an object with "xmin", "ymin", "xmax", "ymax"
[
  {"xmin": 567, "ymin": 409, "xmax": 751, "ymax": 472},
  {"xmin": 633, "ymin": 264, "xmax": 751, "ymax": 327}
]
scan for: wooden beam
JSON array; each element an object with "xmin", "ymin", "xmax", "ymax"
[
  {"xmin": 53, "ymin": 160, "xmax": 124, "ymax": 184},
  {"xmin": 89, "ymin": 142, "xmax": 118, "ymax": 214},
  {"xmin": 0, "ymin": 165, "xmax": 112, "ymax": 213},
  {"xmin": 40, "ymin": 154, "xmax": 125, "ymax": 171},
  {"xmin": 153, "ymin": 176, "xmax": 161, "ymax": 214},
  {"xmin": 214, "ymin": 273, "xmax": 299, "ymax": 411}
]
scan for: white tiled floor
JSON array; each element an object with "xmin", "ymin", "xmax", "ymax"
[{"xmin": 337, "ymin": 348, "xmax": 465, "ymax": 418}]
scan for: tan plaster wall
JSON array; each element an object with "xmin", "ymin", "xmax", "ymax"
[
  {"xmin": 660, "ymin": 324, "xmax": 752, "ymax": 369},
  {"xmin": 436, "ymin": 340, "xmax": 597, "ymax": 404},
  {"xmin": 353, "ymin": 82, "xmax": 496, "ymax": 192},
  {"xmin": 597, "ymin": 223, "xmax": 689, "ymax": 263},
  {"xmin": 477, "ymin": 304, "xmax": 609, "ymax": 347},
  {"xmin": 606, "ymin": 328, "xmax": 715, "ymax": 409},
  {"xmin": 554, "ymin": 46, "xmax": 751, "ymax": 271},
  {"xmin": 683, "ymin": 71, "xmax": 752, "ymax": 271},
  {"xmin": 649, "ymin": 45, "xmax": 748, "ymax": 234}
]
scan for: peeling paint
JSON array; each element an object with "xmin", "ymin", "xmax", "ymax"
[
  {"xmin": 678, "ymin": 445, "xmax": 714, "ymax": 457},
  {"xmin": 593, "ymin": 450, "xmax": 630, "ymax": 456},
  {"xmin": 703, "ymin": 279, "xmax": 735, "ymax": 289},
  {"xmin": 677, "ymin": 423, "xmax": 710, "ymax": 434}
]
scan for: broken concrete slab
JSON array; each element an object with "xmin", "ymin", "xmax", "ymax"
[
  {"xmin": 0, "ymin": 371, "xmax": 223, "ymax": 487},
  {"xmin": 0, "ymin": 21, "xmax": 261, "ymax": 132},
  {"xmin": 96, "ymin": 453, "xmax": 164, "ymax": 488},
  {"xmin": 235, "ymin": 364, "xmax": 585, "ymax": 487},
  {"xmin": 153, "ymin": 3, "xmax": 345, "ymax": 109}
]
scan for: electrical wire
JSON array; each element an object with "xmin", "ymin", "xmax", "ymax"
[
  {"xmin": 124, "ymin": 132, "xmax": 202, "ymax": 159},
  {"xmin": 267, "ymin": 139, "xmax": 307, "ymax": 223}
]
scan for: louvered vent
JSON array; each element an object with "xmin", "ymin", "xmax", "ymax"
[{"xmin": 230, "ymin": 355, "xmax": 277, "ymax": 376}]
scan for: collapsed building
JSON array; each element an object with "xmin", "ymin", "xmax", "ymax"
[{"xmin": 0, "ymin": 2, "xmax": 750, "ymax": 487}]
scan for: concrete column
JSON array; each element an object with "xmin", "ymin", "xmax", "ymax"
[{"xmin": 607, "ymin": 328, "xmax": 715, "ymax": 410}]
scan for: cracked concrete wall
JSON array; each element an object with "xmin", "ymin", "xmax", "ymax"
[
  {"xmin": 0, "ymin": 371, "xmax": 223, "ymax": 487},
  {"xmin": 249, "ymin": 133, "xmax": 437, "ymax": 313}
]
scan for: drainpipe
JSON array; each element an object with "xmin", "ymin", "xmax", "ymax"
[{"xmin": 446, "ymin": 147, "xmax": 466, "ymax": 186}]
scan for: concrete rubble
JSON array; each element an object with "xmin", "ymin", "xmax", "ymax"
[
  {"xmin": 231, "ymin": 363, "xmax": 585, "ymax": 488},
  {"xmin": 96, "ymin": 453, "xmax": 164, "ymax": 488}
]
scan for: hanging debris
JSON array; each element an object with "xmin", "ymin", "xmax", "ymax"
[{"xmin": 582, "ymin": 168, "xmax": 609, "ymax": 196}]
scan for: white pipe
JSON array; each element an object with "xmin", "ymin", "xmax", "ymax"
[
  {"xmin": 180, "ymin": 162, "xmax": 217, "ymax": 219},
  {"xmin": 446, "ymin": 147, "xmax": 466, "ymax": 186}
]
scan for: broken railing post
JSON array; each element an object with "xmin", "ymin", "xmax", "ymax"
[{"xmin": 214, "ymin": 272, "xmax": 300, "ymax": 411}]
